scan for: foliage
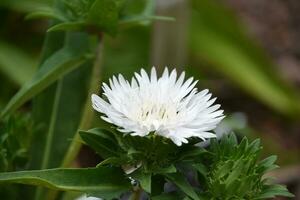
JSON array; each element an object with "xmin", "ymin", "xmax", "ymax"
[
  {"xmin": 0, "ymin": 0, "xmax": 297, "ymax": 199},
  {"xmin": 0, "ymin": 166, "xmax": 130, "ymax": 199},
  {"xmin": 0, "ymin": 41, "xmax": 37, "ymax": 86},
  {"xmin": 79, "ymin": 130, "xmax": 293, "ymax": 199},
  {"xmin": 0, "ymin": 114, "xmax": 33, "ymax": 199},
  {"xmin": 26, "ymin": 0, "xmax": 172, "ymax": 35},
  {"xmin": 0, "ymin": 114, "xmax": 33, "ymax": 172},
  {"xmin": 0, "ymin": 33, "xmax": 92, "ymax": 119},
  {"xmin": 0, "ymin": 131, "xmax": 293, "ymax": 199},
  {"xmin": 202, "ymin": 134, "xmax": 294, "ymax": 199}
]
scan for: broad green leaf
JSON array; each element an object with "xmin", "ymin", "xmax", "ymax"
[
  {"xmin": 0, "ymin": 167, "xmax": 131, "ymax": 200},
  {"xmin": 191, "ymin": 0, "xmax": 300, "ymax": 117},
  {"xmin": 0, "ymin": 41, "xmax": 37, "ymax": 85},
  {"xmin": 0, "ymin": 32, "xmax": 91, "ymax": 118},
  {"xmin": 164, "ymin": 173, "xmax": 200, "ymax": 200},
  {"xmin": 79, "ymin": 128, "xmax": 122, "ymax": 158}
]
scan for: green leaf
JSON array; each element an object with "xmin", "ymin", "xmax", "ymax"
[
  {"xmin": 0, "ymin": 41, "xmax": 37, "ymax": 85},
  {"xmin": 132, "ymin": 170, "xmax": 151, "ymax": 193},
  {"xmin": 0, "ymin": 114, "xmax": 33, "ymax": 172},
  {"xmin": 258, "ymin": 155, "xmax": 277, "ymax": 167},
  {"xmin": 164, "ymin": 173, "xmax": 200, "ymax": 200},
  {"xmin": 0, "ymin": 0, "xmax": 53, "ymax": 13},
  {"xmin": 0, "ymin": 33, "xmax": 91, "ymax": 118},
  {"xmin": 151, "ymin": 175, "xmax": 165, "ymax": 196},
  {"xmin": 224, "ymin": 159, "xmax": 245, "ymax": 187},
  {"xmin": 152, "ymin": 192, "xmax": 185, "ymax": 200},
  {"xmin": 254, "ymin": 184, "xmax": 295, "ymax": 199},
  {"xmin": 27, "ymin": 28, "xmax": 65, "ymax": 170},
  {"xmin": 26, "ymin": 8, "xmax": 67, "ymax": 21},
  {"xmin": 119, "ymin": 15, "xmax": 175, "ymax": 26},
  {"xmin": 31, "ymin": 62, "xmax": 93, "ymax": 170},
  {"xmin": 0, "ymin": 167, "xmax": 131, "ymax": 200},
  {"xmin": 178, "ymin": 146, "xmax": 207, "ymax": 163},
  {"xmin": 28, "ymin": 31, "xmax": 95, "ymax": 200},
  {"xmin": 97, "ymin": 157, "xmax": 125, "ymax": 166},
  {"xmin": 192, "ymin": 163, "xmax": 208, "ymax": 177},
  {"xmin": 118, "ymin": 0, "xmax": 174, "ymax": 26},
  {"xmin": 155, "ymin": 165, "xmax": 177, "ymax": 174},
  {"xmin": 79, "ymin": 128, "xmax": 122, "ymax": 158},
  {"xmin": 87, "ymin": 0, "xmax": 120, "ymax": 35},
  {"xmin": 48, "ymin": 22, "xmax": 86, "ymax": 32},
  {"xmin": 205, "ymin": 134, "xmax": 293, "ymax": 199}
]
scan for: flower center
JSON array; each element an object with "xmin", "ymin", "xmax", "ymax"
[{"xmin": 135, "ymin": 101, "xmax": 177, "ymax": 129}]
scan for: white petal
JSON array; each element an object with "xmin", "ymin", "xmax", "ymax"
[{"xmin": 91, "ymin": 67, "xmax": 225, "ymax": 146}]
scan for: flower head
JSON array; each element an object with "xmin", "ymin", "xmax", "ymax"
[{"xmin": 92, "ymin": 68, "xmax": 224, "ymax": 146}]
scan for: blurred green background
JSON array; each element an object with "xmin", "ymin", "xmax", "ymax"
[{"xmin": 0, "ymin": 0, "xmax": 300, "ymax": 199}]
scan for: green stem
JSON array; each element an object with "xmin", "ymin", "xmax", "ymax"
[
  {"xmin": 34, "ymin": 79, "xmax": 63, "ymax": 200},
  {"xmin": 44, "ymin": 41, "xmax": 103, "ymax": 200},
  {"xmin": 61, "ymin": 41, "xmax": 104, "ymax": 167},
  {"xmin": 41, "ymin": 80, "xmax": 63, "ymax": 169}
]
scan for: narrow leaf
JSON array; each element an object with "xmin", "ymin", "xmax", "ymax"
[
  {"xmin": 0, "ymin": 43, "xmax": 89, "ymax": 118},
  {"xmin": 164, "ymin": 173, "xmax": 200, "ymax": 200},
  {"xmin": 0, "ymin": 167, "xmax": 130, "ymax": 200},
  {"xmin": 254, "ymin": 184, "xmax": 295, "ymax": 199},
  {"xmin": 26, "ymin": 10, "xmax": 67, "ymax": 21},
  {"xmin": 152, "ymin": 192, "xmax": 184, "ymax": 200},
  {"xmin": 119, "ymin": 15, "xmax": 175, "ymax": 25},
  {"xmin": 29, "ymin": 32, "xmax": 95, "ymax": 200},
  {"xmin": 48, "ymin": 22, "xmax": 86, "ymax": 32},
  {"xmin": 80, "ymin": 128, "xmax": 122, "ymax": 158},
  {"xmin": 0, "ymin": 41, "xmax": 37, "ymax": 85}
]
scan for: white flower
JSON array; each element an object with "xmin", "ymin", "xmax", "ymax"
[
  {"xmin": 92, "ymin": 68, "xmax": 224, "ymax": 146},
  {"xmin": 75, "ymin": 195, "xmax": 101, "ymax": 200}
]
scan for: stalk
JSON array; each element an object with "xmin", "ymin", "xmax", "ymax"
[{"xmin": 61, "ymin": 40, "xmax": 104, "ymax": 167}]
